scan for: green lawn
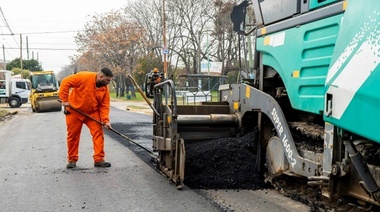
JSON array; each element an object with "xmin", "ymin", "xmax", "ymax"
[{"xmin": 110, "ymin": 91, "xmax": 144, "ymax": 101}]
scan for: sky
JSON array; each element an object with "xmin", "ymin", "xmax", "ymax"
[{"xmin": 0, "ymin": 0, "xmax": 128, "ymax": 73}]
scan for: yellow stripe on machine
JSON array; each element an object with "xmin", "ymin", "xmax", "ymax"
[
  {"xmin": 261, "ymin": 27, "xmax": 267, "ymax": 35},
  {"xmin": 343, "ymin": 1, "xmax": 347, "ymax": 10},
  {"xmin": 245, "ymin": 86, "xmax": 250, "ymax": 98},
  {"xmin": 292, "ymin": 70, "xmax": 300, "ymax": 78},
  {"xmin": 264, "ymin": 36, "xmax": 270, "ymax": 46},
  {"xmin": 233, "ymin": 102, "xmax": 239, "ymax": 110}
]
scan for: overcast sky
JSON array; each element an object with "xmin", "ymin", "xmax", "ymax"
[{"xmin": 0, "ymin": 0, "xmax": 128, "ymax": 72}]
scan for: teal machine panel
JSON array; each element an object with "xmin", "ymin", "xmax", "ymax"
[
  {"xmin": 309, "ymin": 0, "xmax": 341, "ymax": 10},
  {"xmin": 256, "ymin": 14, "xmax": 343, "ymax": 115},
  {"xmin": 324, "ymin": 0, "xmax": 380, "ymax": 143}
]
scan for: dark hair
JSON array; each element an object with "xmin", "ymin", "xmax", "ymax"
[{"xmin": 101, "ymin": 67, "xmax": 113, "ymax": 77}]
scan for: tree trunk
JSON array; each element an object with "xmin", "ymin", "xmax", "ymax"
[
  {"xmin": 115, "ymin": 75, "xmax": 120, "ymax": 97},
  {"xmin": 119, "ymin": 75, "xmax": 125, "ymax": 97}
]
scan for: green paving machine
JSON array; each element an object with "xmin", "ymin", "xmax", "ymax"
[{"xmin": 151, "ymin": 0, "xmax": 380, "ymax": 207}]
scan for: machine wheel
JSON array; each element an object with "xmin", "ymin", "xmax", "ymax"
[
  {"xmin": 144, "ymin": 76, "xmax": 151, "ymax": 98},
  {"xmin": 266, "ymin": 136, "xmax": 286, "ymax": 176},
  {"xmin": 8, "ymin": 97, "xmax": 21, "ymax": 108},
  {"xmin": 145, "ymin": 75, "xmax": 153, "ymax": 98}
]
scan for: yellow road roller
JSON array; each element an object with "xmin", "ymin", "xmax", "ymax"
[{"xmin": 30, "ymin": 71, "xmax": 62, "ymax": 112}]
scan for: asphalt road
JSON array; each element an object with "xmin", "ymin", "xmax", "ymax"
[
  {"xmin": 0, "ymin": 104, "xmax": 219, "ymax": 212},
  {"xmin": 0, "ymin": 102, "xmax": 310, "ymax": 211}
]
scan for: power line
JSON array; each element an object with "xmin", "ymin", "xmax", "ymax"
[
  {"xmin": 4, "ymin": 47, "xmax": 78, "ymax": 51},
  {"xmin": 0, "ymin": 7, "xmax": 14, "ymax": 35},
  {"xmin": 0, "ymin": 7, "xmax": 19, "ymax": 49},
  {"xmin": 0, "ymin": 30, "xmax": 82, "ymax": 35},
  {"xmin": 0, "ymin": 7, "xmax": 18, "ymax": 60}
]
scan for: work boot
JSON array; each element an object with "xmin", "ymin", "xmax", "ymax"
[
  {"xmin": 94, "ymin": 161, "xmax": 111, "ymax": 167},
  {"xmin": 66, "ymin": 161, "xmax": 76, "ymax": 169}
]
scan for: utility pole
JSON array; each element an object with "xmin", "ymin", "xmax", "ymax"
[
  {"xmin": 26, "ymin": 36, "xmax": 29, "ymax": 60},
  {"xmin": 2, "ymin": 44, "xmax": 5, "ymax": 70},
  {"xmin": 198, "ymin": 31, "xmax": 201, "ymax": 74},
  {"xmin": 20, "ymin": 34, "xmax": 23, "ymax": 70},
  {"xmin": 207, "ymin": 32, "xmax": 210, "ymax": 75},
  {"xmin": 207, "ymin": 32, "xmax": 210, "ymax": 91},
  {"xmin": 162, "ymin": 0, "xmax": 167, "ymax": 79}
]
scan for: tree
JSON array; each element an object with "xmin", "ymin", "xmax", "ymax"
[
  {"xmin": 64, "ymin": 0, "xmax": 247, "ymax": 89},
  {"xmin": 74, "ymin": 10, "xmax": 148, "ymax": 97},
  {"xmin": 6, "ymin": 58, "xmax": 43, "ymax": 72},
  {"xmin": 213, "ymin": 0, "xmax": 240, "ymax": 76},
  {"xmin": 56, "ymin": 65, "xmax": 76, "ymax": 82},
  {"xmin": 126, "ymin": 0, "xmax": 236, "ymax": 76},
  {"xmin": 166, "ymin": 0, "xmax": 215, "ymax": 74},
  {"xmin": 11, "ymin": 68, "xmax": 31, "ymax": 79},
  {"xmin": 126, "ymin": 0, "xmax": 162, "ymax": 58},
  {"xmin": 126, "ymin": 0, "xmax": 210, "ymax": 76},
  {"xmin": 126, "ymin": 0, "xmax": 174, "ymax": 78}
]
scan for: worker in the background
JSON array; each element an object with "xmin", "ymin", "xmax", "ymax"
[
  {"xmin": 152, "ymin": 68, "xmax": 162, "ymax": 84},
  {"xmin": 59, "ymin": 68, "xmax": 113, "ymax": 169},
  {"xmin": 147, "ymin": 68, "xmax": 162, "ymax": 97}
]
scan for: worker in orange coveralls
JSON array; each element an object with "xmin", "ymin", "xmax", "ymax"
[
  {"xmin": 153, "ymin": 68, "xmax": 162, "ymax": 84},
  {"xmin": 59, "ymin": 68, "xmax": 113, "ymax": 169}
]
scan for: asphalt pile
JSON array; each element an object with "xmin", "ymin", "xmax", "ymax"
[
  {"xmin": 184, "ymin": 131, "xmax": 269, "ymax": 190},
  {"xmin": 108, "ymin": 122, "xmax": 269, "ymax": 190}
]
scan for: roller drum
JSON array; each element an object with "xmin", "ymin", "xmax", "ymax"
[
  {"xmin": 36, "ymin": 98, "xmax": 62, "ymax": 112},
  {"xmin": 177, "ymin": 114, "xmax": 239, "ymax": 127}
]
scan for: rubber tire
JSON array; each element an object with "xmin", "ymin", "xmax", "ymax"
[
  {"xmin": 8, "ymin": 97, "xmax": 21, "ymax": 108},
  {"xmin": 145, "ymin": 75, "xmax": 153, "ymax": 98}
]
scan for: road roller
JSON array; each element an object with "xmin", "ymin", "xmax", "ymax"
[{"xmin": 30, "ymin": 71, "xmax": 62, "ymax": 112}]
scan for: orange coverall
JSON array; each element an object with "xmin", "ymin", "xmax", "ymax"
[{"xmin": 59, "ymin": 71, "xmax": 110, "ymax": 163}]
